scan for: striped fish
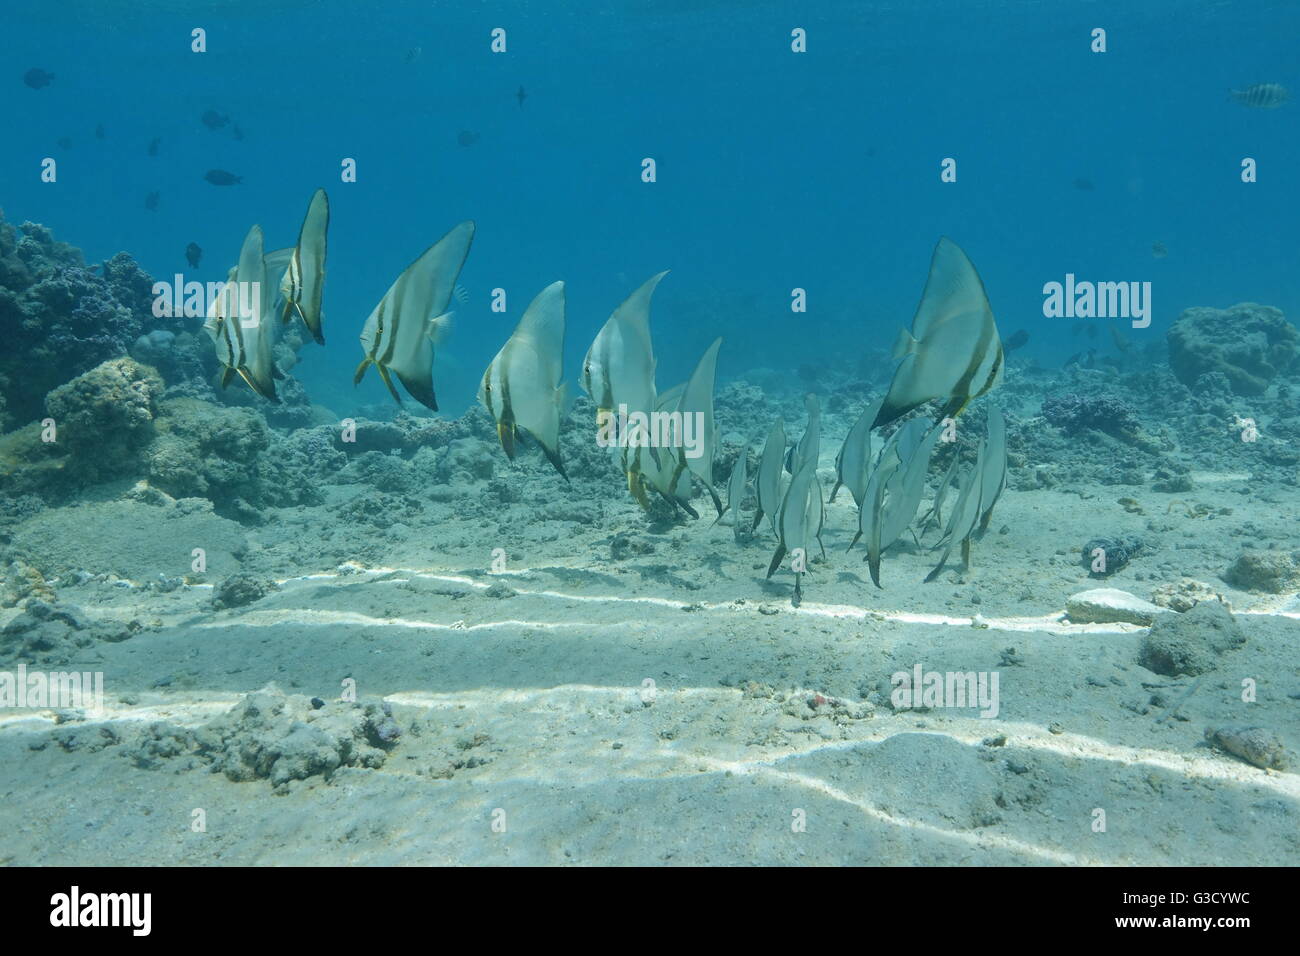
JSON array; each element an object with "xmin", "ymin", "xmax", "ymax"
[
  {"xmin": 280, "ymin": 188, "xmax": 329, "ymax": 344},
  {"xmin": 203, "ymin": 225, "xmax": 280, "ymax": 402},
  {"xmin": 478, "ymin": 280, "xmax": 568, "ymax": 479},
  {"xmin": 355, "ymin": 220, "xmax": 475, "ymax": 411},
  {"xmin": 1230, "ymin": 83, "xmax": 1290, "ymax": 109},
  {"xmin": 750, "ymin": 417, "xmax": 786, "ymax": 536},
  {"xmin": 873, "ymin": 237, "xmax": 1003, "ymax": 431}
]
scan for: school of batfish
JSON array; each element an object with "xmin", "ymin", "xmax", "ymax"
[{"xmin": 203, "ymin": 195, "xmax": 1009, "ymax": 605}]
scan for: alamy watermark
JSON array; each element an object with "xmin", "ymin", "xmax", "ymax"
[
  {"xmin": 597, "ymin": 404, "xmax": 706, "ymax": 459},
  {"xmin": 1042, "ymin": 273, "xmax": 1151, "ymax": 328},
  {"xmin": 0, "ymin": 664, "xmax": 105, "ymax": 714},
  {"xmin": 891, "ymin": 665, "xmax": 1000, "ymax": 718},
  {"xmin": 152, "ymin": 275, "xmax": 263, "ymax": 327}
]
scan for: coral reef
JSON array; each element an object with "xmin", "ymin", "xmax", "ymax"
[
  {"xmin": 191, "ymin": 685, "xmax": 401, "ymax": 789},
  {"xmin": 1167, "ymin": 302, "xmax": 1299, "ymax": 396},
  {"xmin": 1042, "ymin": 392, "xmax": 1140, "ymax": 438},
  {"xmin": 43, "ymin": 357, "xmax": 164, "ymax": 484},
  {"xmin": 0, "ymin": 211, "xmax": 164, "ymax": 424},
  {"xmin": 1138, "ymin": 601, "xmax": 1245, "ymax": 676},
  {"xmin": 1222, "ymin": 549, "xmax": 1299, "ymax": 593},
  {"xmin": 1204, "ymin": 726, "xmax": 1288, "ymax": 770}
]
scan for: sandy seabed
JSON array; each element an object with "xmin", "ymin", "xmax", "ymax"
[{"xmin": 1, "ymin": 441, "xmax": 1296, "ymax": 866}]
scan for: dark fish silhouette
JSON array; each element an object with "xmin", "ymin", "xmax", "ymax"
[
  {"xmin": 1086, "ymin": 323, "xmax": 1098, "ymax": 339},
  {"xmin": 24, "ymin": 68, "xmax": 54, "ymax": 89},
  {"xmin": 1108, "ymin": 322, "xmax": 1131, "ymax": 353},
  {"xmin": 405, "ymin": 47, "xmax": 422, "ymax": 63},
  {"xmin": 516, "ymin": 85, "xmax": 527, "ymax": 107},
  {"xmin": 457, "ymin": 130, "xmax": 480, "ymax": 147},
  {"xmin": 232, "ymin": 124, "xmax": 244, "ymax": 141},
  {"xmin": 1064, "ymin": 348, "xmax": 1097, "ymax": 368},
  {"xmin": 56, "ymin": 136, "xmax": 72, "ymax": 149},
  {"xmin": 185, "ymin": 242, "xmax": 202, "ymax": 268},
  {"xmin": 1071, "ymin": 321, "xmax": 1085, "ymax": 336},
  {"xmin": 201, "ymin": 110, "xmax": 230, "ymax": 130},
  {"xmin": 1151, "ymin": 240, "xmax": 1167, "ymax": 258},
  {"xmin": 94, "ymin": 124, "xmax": 105, "ymax": 140},
  {"xmin": 204, "ymin": 169, "xmax": 242, "ymax": 186},
  {"xmin": 1073, "ymin": 177, "xmax": 1095, "ymax": 191},
  {"xmin": 1230, "ymin": 83, "xmax": 1289, "ymax": 109},
  {"xmin": 1004, "ymin": 329, "xmax": 1030, "ymax": 352},
  {"xmin": 147, "ymin": 137, "xmax": 161, "ymax": 157},
  {"xmin": 144, "ymin": 191, "xmax": 160, "ymax": 211}
]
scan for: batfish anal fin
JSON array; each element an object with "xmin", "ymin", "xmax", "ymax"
[
  {"xmin": 393, "ymin": 367, "xmax": 438, "ymax": 412},
  {"xmin": 766, "ymin": 544, "xmax": 787, "ymax": 580}
]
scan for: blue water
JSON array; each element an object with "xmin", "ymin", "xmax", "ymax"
[{"xmin": 3, "ymin": 0, "xmax": 1297, "ymax": 414}]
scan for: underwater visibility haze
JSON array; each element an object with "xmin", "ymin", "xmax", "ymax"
[{"xmin": 0, "ymin": 0, "xmax": 1297, "ymax": 870}]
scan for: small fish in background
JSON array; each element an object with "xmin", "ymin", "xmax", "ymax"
[
  {"xmin": 1151, "ymin": 240, "xmax": 1168, "ymax": 258},
  {"xmin": 1086, "ymin": 323, "xmax": 1099, "ymax": 339},
  {"xmin": 147, "ymin": 137, "xmax": 161, "ymax": 157},
  {"xmin": 24, "ymin": 68, "xmax": 54, "ymax": 89},
  {"xmin": 516, "ymin": 84, "xmax": 527, "ymax": 107},
  {"xmin": 204, "ymin": 169, "xmax": 242, "ymax": 186},
  {"xmin": 1108, "ymin": 322, "xmax": 1132, "ymax": 353},
  {"xmin": 144, "ymin": 191, "xmax": 160, "ymax": 211},
  {"xmin": 56, "ymin": 136, "xmax": 72, "ymax": 149},
  {"xmin": 94, "ymin": 124, "xmax": 106, "ymax": 140},
  {"xmin": 457, "ymin": 130, "xmax": 480, "ymax": 147},
  {"xmin": 232, "ymin": 124, "xmax": 244, "ymax": 141},
  {"xmin": 1071, "ymin": 321, "xmax": 1085, "ymax": 336},
  {"xmin": 1004, "ymin": 329, "xmax": 1030, "ymax": 352},
  {"xmin": 201, "ymin": 109, "xmax": 230, "ymax": 131},
  {"xmin": 453, "ymin": 283, "xmax": 469, "ymax": 304},
  {"xmin": 1073, "ymin": 177, "xmax": 1095, "ymax": 191},
  {"xmin": 1230, "ymin": 83, "xmax": 1290, "ymax": 109},
  {"xmin": 185, "ymin": 242, "xmax": 202, "ymax": 268},
  {"xmin": 1064, "ymin": 348, "xmax": 1097, "ymax": 369},
  {"xmin": 404, "ymin": 46, "xmax": 422, "ymax": 63}
]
